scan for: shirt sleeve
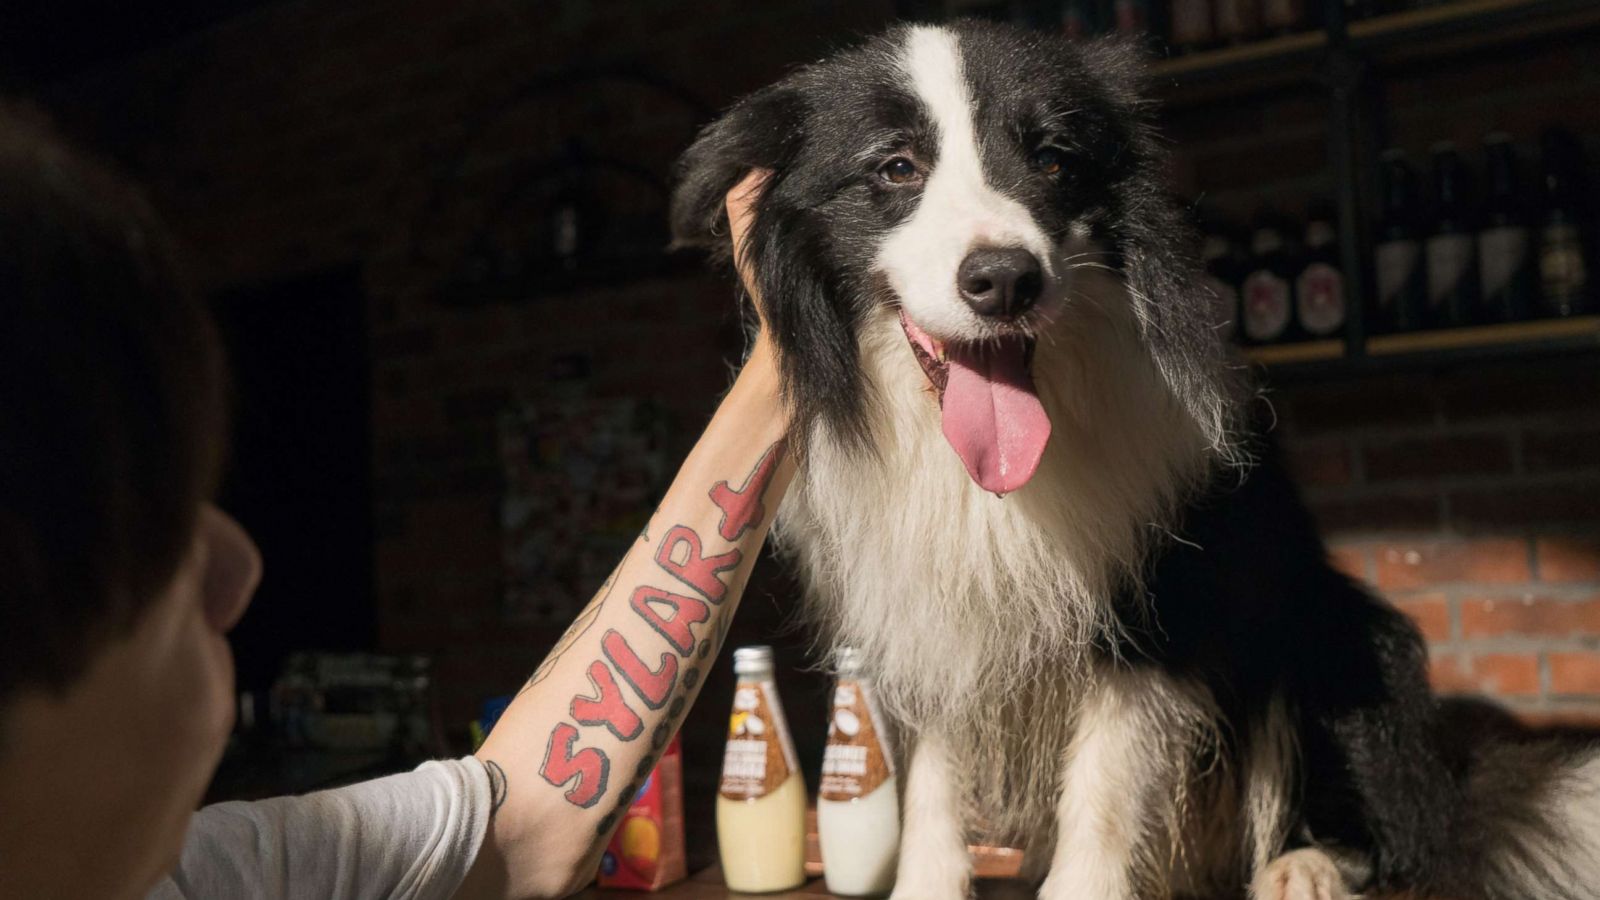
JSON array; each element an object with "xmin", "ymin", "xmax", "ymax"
[{"xmin": 147, "ymin": 756, "xmax": 491, "ymax": 900}]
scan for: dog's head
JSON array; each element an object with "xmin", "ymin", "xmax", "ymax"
[{"xmin": 673, "ymin": 21, "xmax": 1240, "ymax": 495}]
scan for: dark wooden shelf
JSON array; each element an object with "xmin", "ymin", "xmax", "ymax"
[
  {"xmin": 1250, "ymin": 315, "xmax": 1600, "ymax": 381},
  {"xmin": 1150, "ymin": 0, "xmax": 1600, "ymax": 106}
]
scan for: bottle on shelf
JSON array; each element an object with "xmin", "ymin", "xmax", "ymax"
[
  {"xmin": 716, "ymin": 646, "xmax": 807, "ymax": 893},
  {"xmin": 1169, "ymin": 0, "xmax": 1216, "ymax": 52},
  {"xmin": 1295, "ymin": 201, "xmax": 1348, "ymax": 340},
  {"xmin": 1536, "ymin": 127, "xmax": 1592, "ymax": 318},
  {"xmin": 1476, "ymin": 133, "xmax": 1536, "ymax": 324},
  {"xmin": 1373, "ymin": 148, "xmax": 1427, "ymax": 334},
  {"xmin": 1241, "ymin": 210, "xmax": 1300, "ymax": 345},
  {"xmin": 1214, "ymin": 0, "xmax": 1264, "ymax": 43},
  {"xmin": 1196, "ymin": 207, "xmax": 1246, "ymax": 344},
  {"xmin": 1424, "ymin": 141, "xmax": 1480, "ymax": 328},
  {"xmin": 817, "ymin": 648, "xmax": 900, "ymax": 898}
]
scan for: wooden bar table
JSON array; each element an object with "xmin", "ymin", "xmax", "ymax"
[{"xmin": 575, "ymin": 867, "xmax": 1038, "ymax": 899}]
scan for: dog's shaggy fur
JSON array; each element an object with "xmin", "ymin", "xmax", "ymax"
[{"xmin": 673, "ymin": 20, "xmax": 1600, "ymax": 900}]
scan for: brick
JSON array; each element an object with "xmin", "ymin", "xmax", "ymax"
[
  {"xmin": 1524, "ymin": 427, "xmax": 1600, "ymax": 474},
  {"xmin": 1429, "ymin": 653, "xmax": 1539, "ymax": 697},
  {"xmin": 1362, "ymin": 434, "xmax": 1513, "ymax": 483},
  {"xmin": 1284, "ymin": 440, "xmax": 1353, "ymax": 488},
  {"xmin": 1309, "ymin": 493, "xmax": 1441, "ymax": 536},
  {"xmin": 1435, "ymin": 359, "xmax": 1600, "ymax": 422},
  {"xmin": 1538, "ymin": 537, "xmax": 1600, "ymax": 583},
  {"xmin": 1327, "ymin": 544, "xmax": 1368, "ymax": 581},
  {"xmin": 1451, "ymin": 482, "xmax": 1600, "ymax": 530},
  {"xmin": 1460, "ymin": 595, "xmax": 1600, "ymax": 639},
  {"xmin": 1393, "ymin": 594, "xmax": 1451, "ymax": 644},
  {"xmin": 1274, "ymin": 375, "xmax": 1437, "ymax": 434},
  {"xmin": 1550, "ymin": 652, "xmax": 1600, "ymax": 696},
  {"xmin": 1374, "ymin": 539, "xmax": 1531, "ymax": 591}
]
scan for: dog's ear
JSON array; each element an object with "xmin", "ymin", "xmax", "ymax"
[
  {"xmin": 1077, "ymin": 37, "xmax": 1247, "ymax": 460},
  {"xmin": 670, "ymin": 84, "xmax": 804, "ymax": 257}
]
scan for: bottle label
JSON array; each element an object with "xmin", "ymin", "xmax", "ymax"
[
  {"xmin": 1478, "ymin": 226, "xmax": 1529, "ymax": 301},
  {"xmin": 1425, "ymin": 233, "xmax": 1475, "ymax": 310},
  {"xmin": 1540, "ymin": 223, "xmax": 1589, "ymax": 312},
  {"xmin": 719, "ymin": 681, "xmax": 797, "ymax": 800},
  {"xmin": 1243, "ymin": 270, "xmax": 1291, "ymax": 341},
  {"xmin": 1295, "ymin": 262, "xmax": 1346, "ymax": 336},
  {"xmin": 1201, "ymin": 274, "xmax": 1239, "ymax": 342},
  {"xmin": 1375, "ymin": 239, "xmax": 1419, "ymax": 310},
  {"xmin": 820, "ymin": 679, "xmax": 895, "ymax": 802}
]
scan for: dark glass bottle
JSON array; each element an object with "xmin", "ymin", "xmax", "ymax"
[
  {"xmin": 1373, "ymin": 149, "xmax": 1426, "ymax": 334},
  {"xmin": 1476, "ymin": 133, "xmax": 1536, "ymax": 323},
  {"xmin": 1537, "ymin": 128, "xmax": 1592, "ymax": 318},
  {"xmin": 1197, "ymin": 208, "xmax": 1246, "ymax": 343},
  {"xmin": 1425, "ymin": 142, "xmax": 1480, "ymax": 328},
  {"xmin": 1241, "ymin": 212, "xmax": 1300, "ymax": 345},
  {"xmin": 1296, "ymin": 201, "xmax": 1348, "ymax": 339}
]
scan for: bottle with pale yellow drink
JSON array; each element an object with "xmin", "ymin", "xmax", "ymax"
[{"xmin": 716, "ymin": 645, "xmax": 807, "ymax": 892}]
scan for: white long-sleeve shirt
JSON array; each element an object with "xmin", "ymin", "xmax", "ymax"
[{"xmin": 147, "ymin": 757, "xmax": 490, "ymax": 900}]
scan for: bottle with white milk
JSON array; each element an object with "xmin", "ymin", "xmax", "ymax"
[
  {"xmin": 716, "ymin": 646, "xmax": 807, "ymax": 892},
  {"xmin": 817, "ymin": 648, "xmax": 900, "ymax": 897}
]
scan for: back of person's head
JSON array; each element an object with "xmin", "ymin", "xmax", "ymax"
[{"xmin": 0, "ymin": 104, "xmax": 228, "ymax": 710}]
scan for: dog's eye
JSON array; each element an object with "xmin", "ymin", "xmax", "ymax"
[
  {"xmin": 878, "ymin": 157, "xmax": 919, "ymax": 185},
  {"xmin": 1031, "ymin": 146, "xmax": 1065, "ymax": 176}
]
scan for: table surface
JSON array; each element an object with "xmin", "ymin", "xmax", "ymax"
[
  {"xmin": 576, "ymin": 866, "xmax": 835, "ymax": 898},
  {"xmin": 574, "ymin": 866, "xmax": 1423, "ymax": 899}
]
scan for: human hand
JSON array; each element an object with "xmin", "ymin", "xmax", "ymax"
[{"xmin": 725, "ymin": 169, "xmax": 774, "ymax": 351}]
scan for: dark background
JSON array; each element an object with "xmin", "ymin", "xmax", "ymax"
[{"xmin": 7, "ymin": 0, "xmax": 1600, "ymax": 829}]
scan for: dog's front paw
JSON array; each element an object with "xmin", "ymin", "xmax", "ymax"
[{"xmin": 1251, "ymin": 848, "xmax": 1352, "ymax": 900}]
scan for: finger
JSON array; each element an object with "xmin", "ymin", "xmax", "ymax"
[{"xmin": 725, "ymin": 168, "xmax": 772, "ymax": 262}]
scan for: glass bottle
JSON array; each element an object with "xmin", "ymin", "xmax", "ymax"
[
  {"xmin": 1477, "ymin": 133, "xmax": 1536, "ymax": 323},
  {"xmin": 1537, "ymin": 128, "xmax": 1592, "ymax": 318},
  {"xmin": 1295, "ymin": 201, "xmax": 1348, "ymax": 339},
  {"xmin": 817, "ymin": 648, "xmax": 900, "ymax": 897},
  {"xmin": 1374, "ymin": 149, "xmax": 1426, "ymax": 333},
  {"xmin": 716, "ymin": 646, "xmax": 807, "ymax": 893},
  {"xmin": 1425, "ymin": 142, "xmax": 1480, "ymax": 328},
  {"xmin": 1241, "ymin": 212, "xmax": 1299, "ymax": 345}
]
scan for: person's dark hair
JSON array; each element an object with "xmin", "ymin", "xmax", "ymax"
[{"xmin": 0, "ymin": 104, "xmax": 228, "ymax": 704}]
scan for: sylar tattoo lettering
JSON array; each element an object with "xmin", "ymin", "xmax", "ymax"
[{"xmin": 536, "ymin": 441, "xmax": 785, "ymax": 817}]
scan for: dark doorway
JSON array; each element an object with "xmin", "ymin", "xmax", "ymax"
[{"xmin": 212, "ymin": 266, "xmax": 375, "ymax": 693}]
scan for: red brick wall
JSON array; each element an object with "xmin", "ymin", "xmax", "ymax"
[{"xmin": 1273, "ymin": 357, "xmax": 1600, "ymax": 723}]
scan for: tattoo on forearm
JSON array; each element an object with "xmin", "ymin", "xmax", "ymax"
[
  {"xmin": 485, "ymin": 759, "xmax": 509, "ymax": 816},
  {"xmin": 533, "ymin": 440, "xmax": 785, "ymax": 827}
]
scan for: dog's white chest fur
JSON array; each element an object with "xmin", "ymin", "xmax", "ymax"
[{"xmin": 778, "ymin": 293, "xmax": 1210, "ymax": 727}]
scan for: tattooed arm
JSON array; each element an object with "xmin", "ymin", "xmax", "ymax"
[{"xmin": 456, "ymin": 173, "xmax": 791, "ymax": 900}]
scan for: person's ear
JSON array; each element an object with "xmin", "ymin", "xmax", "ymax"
[{"xmin": 198, "ymin": 505, "xmax": 261, "ymax": 634}]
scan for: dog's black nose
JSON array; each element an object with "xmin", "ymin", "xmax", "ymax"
[{"xmin": 957, "ymin": 248, "xmax": 1043, "ymax": 319}]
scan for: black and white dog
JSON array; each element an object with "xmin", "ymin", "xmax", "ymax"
[{"xmin": 672, "ymin": 20, "xmax": 1600, "ymax": 900}]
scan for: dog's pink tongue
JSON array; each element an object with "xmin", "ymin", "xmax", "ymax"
[{"xmin": 941, "ymin": 338, "xmax": 1051, "ymax": 496}]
